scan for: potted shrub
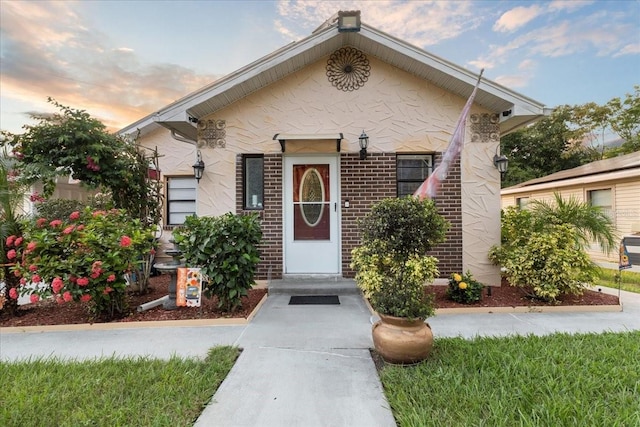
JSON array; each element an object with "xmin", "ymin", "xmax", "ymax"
[{"xmin": 351, "ymin": 196, "xmax": 448, "ymax": 364}]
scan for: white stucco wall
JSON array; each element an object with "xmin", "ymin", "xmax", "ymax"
[{"xmin": 140, "ymin": 54, "xmax": 502, "ymax": 282}]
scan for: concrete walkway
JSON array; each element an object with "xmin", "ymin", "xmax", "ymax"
[{"xmin": 2, "ymin": 284, "xmax": 640, "ymax": 426}]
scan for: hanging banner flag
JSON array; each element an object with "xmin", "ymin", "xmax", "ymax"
[
  {"xmin": 177, "ymin": 267, "xmax": 203, "ymax": 307},
  {"xmin": 414, "ymin": 69, "xmax": 484, "ymax": 200},
  {"xmin": 619, "ymin": 240, "xmax": 632, "ymax": 270}
]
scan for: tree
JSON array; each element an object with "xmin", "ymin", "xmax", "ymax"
[
  {"xmin": 1, "ymin": 99, "xmax": 163, "ymax": 293},
  {"xmin": 500, "ymin": 87, "xmax": 640, "ymax": 187},
  {"xmin": 0, "ymin": 149, "xmax": 27, "ymax": 315},
  {"xmin": 604, "ymin": 85, "xmax": 640, "ymax": 157},
  {"xmin": 501, "ymin": 106, "xmax": 597, "ymax": 188}
]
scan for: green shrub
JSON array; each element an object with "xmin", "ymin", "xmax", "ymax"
[
  {"xmin": 351, "ymin": 196, "xmax": 448, "ymax": 319},
  {"xmin": 33, "ymin": 195, "xmax": 113, "ymax": 221},
  {"xmin": 446, "ymin": 271, "xmax": 484, "ymax": 304},
  {"xmin": 173, "ymin": 213, "xmax": 262, "ymax": 312},
  {"xmin": 491, "ymin": 224, "xmax": 597, "ymax": 302}
]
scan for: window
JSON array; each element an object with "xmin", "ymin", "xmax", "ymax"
[
  {"xmin": 588, "ymin": 189, "xmax": 613, "ymax": 218},
  {"xmin": 166, "ymin": 177, "xmax": 196, "ymax": 225},
  {"xmin": 244, "ymin": 155, "xmax": 264, "ymax": 209},
  {"xmin": 396, "ymin": 154, "xmax": 433, "ymax": 197},
  {"xmin": 516, "ymin": 197, "xmax": 530, "ymax": 209}
]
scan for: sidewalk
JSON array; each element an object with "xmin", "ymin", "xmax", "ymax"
[{"xmin": 2, "ymin": 286, "xmax": 640, "ymax": 426}]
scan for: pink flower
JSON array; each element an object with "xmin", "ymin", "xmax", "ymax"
[
  {"xmin": 29, "ymin": 294, "xmax": 40, "ymax": 304},
  {"xmin": 19, "ymin": 278, "xmax": 27, "ymax": 285},
  {"xmin": 76, "ymin": 277, "xmax": 90, "ymax": 287},
  {"xmin": 28, "ymin": 264, "xmax": 38, "ymax": 272},
  {"xmin": 5, "ymin": 235, "xmax": 16, "ymax": 247},
  {"xmin": 107, "ymin": 274, "xmax": 116, "ymax": 282},
  {"xmin": 14, "ymin": 236, "xmax": 23, "ymax": 247},
  {"xmin": 49, "ymin": 219, "xmax": 63, "ymax": 228},
  {"xmin": 69, "ymin": 275, "xmax": 77, "ymax": 283},
  {"xmin": 103, "ymin": 287, "xmax": 113, "ymax": 295},
  {"xmin": 91, "ymin": 261, "xmax": 102, "ymax": 271},
  {"xmin": 80, "ymin": 294, "xmax": 92, "ymax": 302},
  {"xmin": 29, "ymin": 192, "xmax": 45, "ymax": 203},
  {"xmin": 119, "ymin": 236, "xmax": 132, "ymax": 248},
  {"xmin": 150, "ymin": 248, "xmax": 156, "ymax": 256},
  {"xmin": 36, "ymin": 218, "xmax": 47, "ymax": 228},
  {"xmin": 26, "ymin": 241, "xmax": 37, "ymax": 252},
  {"xmin": 63, "ymin": 291, "xmax": 73, "ymax": 302},
  {"xmin": 31, "ymin": 274, "xmax": 41, "ymax": 283},
  {"xmin": 13, "ymin": 269, "xmax": 21, "ymax": 277},
  {"xmin": 69, "ymin": 211, "xmax": 80, "ymax": 220},
  {"xmin": 76, "ymin": 224, "xmax": 85, "ymax": 231},
  {"xmin": 6, "ymin": 249, "xmax": 16, "ymax": 260},
  {"xmin": 55, "ymin": 295, "xmax": 65, "ymax": 304},
  {"xmin": 9, "ymin": 288, "xmax": 18, "ymax": 299},
  {"xmin": 52, "ymin": 277, "xmax": 64, "ymax": 294},
  {"xmin": 90, "ymin": 270, "xmax": 101, "ymax": 279},
  {"xmin": 63, "ymin": 225, "xmax": 75, "ymax": 235}
]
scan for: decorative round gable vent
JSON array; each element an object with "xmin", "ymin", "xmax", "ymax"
[{"xmin": 326, "ymin": 47, "xmax": 370, "ymax": 91}]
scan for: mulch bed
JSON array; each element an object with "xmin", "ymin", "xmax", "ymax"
[
  {"xmin": 1, "ymin": 276, "xmax": 620, "ymax": 328},
  {"xmin": 1, "ymin": 275, "xmax": 267, "ymax": 328}
]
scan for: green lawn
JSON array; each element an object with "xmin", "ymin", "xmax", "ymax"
[
  {"xmin": 596, "ymin": 268, "xmax": 640, "ymax": 294},
  {"xmin": 0, "ymin": 346, "xmax": 239, "ymax": 427},
  {"xmin": 380, "ymin": 331, "xmax": 640, "ymax": 427}
]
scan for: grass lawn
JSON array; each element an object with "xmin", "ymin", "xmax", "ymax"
[
  {"xmin": 0, "ymin": 346, "xmax": 239, "ymax": 427},
  {"xmin": 380, "ymin": 331, "xmax": 640, "ymax": 427},
  {"xmin": 596, "ymin": 268, "xmax": 640, "ymax": 294}
]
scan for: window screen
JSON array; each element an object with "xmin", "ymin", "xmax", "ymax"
[{"xmin": 396, "ymin": 154, "xmax": 433, "ymax": 197}]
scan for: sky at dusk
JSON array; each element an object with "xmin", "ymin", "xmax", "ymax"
[{"xmin": 1, "ymin": 0, "xmax": 638, "ymax": 135}]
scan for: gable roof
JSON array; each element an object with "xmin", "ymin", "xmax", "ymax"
[
  {"xmin": 502, "ymin": 151, "xmax": 640, "ymax": 193},
  {"xmin": 120, "ymin": 15, "xmax": 551, "ymax": 141}
]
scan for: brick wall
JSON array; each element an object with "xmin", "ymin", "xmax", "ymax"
[
  {"xmin": 237, "ymin": 154, "xmax": 282, "ymax": 280},
  {"xmin": 339, "ymin": 152, "xmax": 463, "ymax": 278},
  {"xmin": 238, "ymin": 152, "xmax": 463, "ymax": 280}
]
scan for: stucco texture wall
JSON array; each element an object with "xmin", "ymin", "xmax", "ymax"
[{"xmin": 140, "ymin": 53, "xmax": 502, "ymax": 284}]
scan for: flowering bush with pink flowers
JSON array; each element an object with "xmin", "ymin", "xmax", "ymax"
[{"xmin": 8, "ymin": 208, "xmax": 156, "ymax": 320}]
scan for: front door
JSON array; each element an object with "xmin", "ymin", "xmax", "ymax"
[{"xmin": 284, "ymin": 155, "xmax": 340, "ymax": 274}]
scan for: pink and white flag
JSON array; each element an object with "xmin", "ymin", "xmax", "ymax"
[{"xmin": 414, "ymin": 69, "xmax": 484, "ymax": 199}]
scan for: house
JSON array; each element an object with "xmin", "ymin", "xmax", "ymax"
[
  {"xmin": 119, "ymin": 11, "xmax": 549, "ymax": 286},
  {"xmin": 501, "ymin": 151, "xmax": 640, "ymax": 263}
]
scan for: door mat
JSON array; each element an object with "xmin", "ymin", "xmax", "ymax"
[{"xmin": 289, "ymin": 295, "xmax": 340, "ymax": 305}]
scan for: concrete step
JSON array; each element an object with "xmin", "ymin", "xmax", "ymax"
[{"xmin": 268, "ymin": 276, "xmax": 360, "ymax": 295}]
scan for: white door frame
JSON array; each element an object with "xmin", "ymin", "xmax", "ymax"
[{"xmin": 283, "ymin": 154, "xmax": 341, "ymax": 275}]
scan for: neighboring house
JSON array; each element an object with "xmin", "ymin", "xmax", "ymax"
[
  {"xmin": 119, "ymin": 11, "xmax": 549, "ymax": 286},
  {"xmin": 501, "ymin": 151, "xmax": 640, "ymax": 263}
]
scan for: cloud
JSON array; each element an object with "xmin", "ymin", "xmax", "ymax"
[
  {"xmin": 0, "ymin": 1, "xmax": 217, "ymax": 131},
  {"xmin": 276, "ymin": 0, "xmax": 482, "ymax": 46},
  {"xmin": 548, "ymin": 0, "xmax": 594, "ymax": 13},
  {"xmin": 493, "ymin": 5, "xmax": 543, "ymax": 33},
  {"xmin": 493, "ymin": 59, "xmax": 537, "ymax": 89}
]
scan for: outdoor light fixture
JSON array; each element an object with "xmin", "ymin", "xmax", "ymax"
[
  {"xmin": 192, "ymin": 150, "xmax": 205, "ymax": 183},
  {"xmin": 493, "ymin": 150, "xmax": 509, "ymax": 178},
  {"xmin": 358, "ymin": 130, "xmax": 369, "ymax": 160},
  {"xmin": 338, "ymin": 10, "xmax": 361, "ymax": 32}
]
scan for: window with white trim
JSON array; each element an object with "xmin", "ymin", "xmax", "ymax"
[
  {"xmin": 588, "ymin": 188, "xmax": 613, "ymax": 218},
  {"xmin": 166, "ymin": 177, "xmax": 196, "ymax": 225},
  {"xmin": 396, "ymin": 154, "xmax": 433, "ymax": 197},
  {"xmin": 517, "ymin": 197, "xmax": 530, "ymax": 209},
  {"xmin": 243, "ymin": 155, "xmax": 264, "ymax": 210}
]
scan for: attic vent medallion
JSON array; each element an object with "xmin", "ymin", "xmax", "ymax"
[
  {"xmin": 326, "ymin": 47, "xmax": 370, "ymax": 91},
  {"xmin": 197, "ymin": 119, "xmax": 226, "ymax": 148},
  {"xmin": 470, "ymin": 113, "xmax": 500, "ymax": 143}
]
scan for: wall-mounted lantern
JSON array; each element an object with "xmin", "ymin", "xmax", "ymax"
[
  {"xmin": 192, "ymin": 150, "xmax": 205, "ymax": 183},
  {"xmin": 359, "ymin": 131, "xmax": 369, "ymax": 160},
  {"xmin": 493, "ymin": 152, "xmax": 508, "ymax": 178}
]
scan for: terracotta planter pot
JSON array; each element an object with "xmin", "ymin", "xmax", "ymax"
[{"xmin": 372, "ymin": 313, "xmax": 433, "ymax": 364}]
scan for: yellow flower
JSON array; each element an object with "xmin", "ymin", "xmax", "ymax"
[
  {"xmin": 453, "ymin": 273, "xmax": 462, "ymax": 282},
  {"xmin": 458, "ymin": 282, "xmax": 468, "ymax": 290}
]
